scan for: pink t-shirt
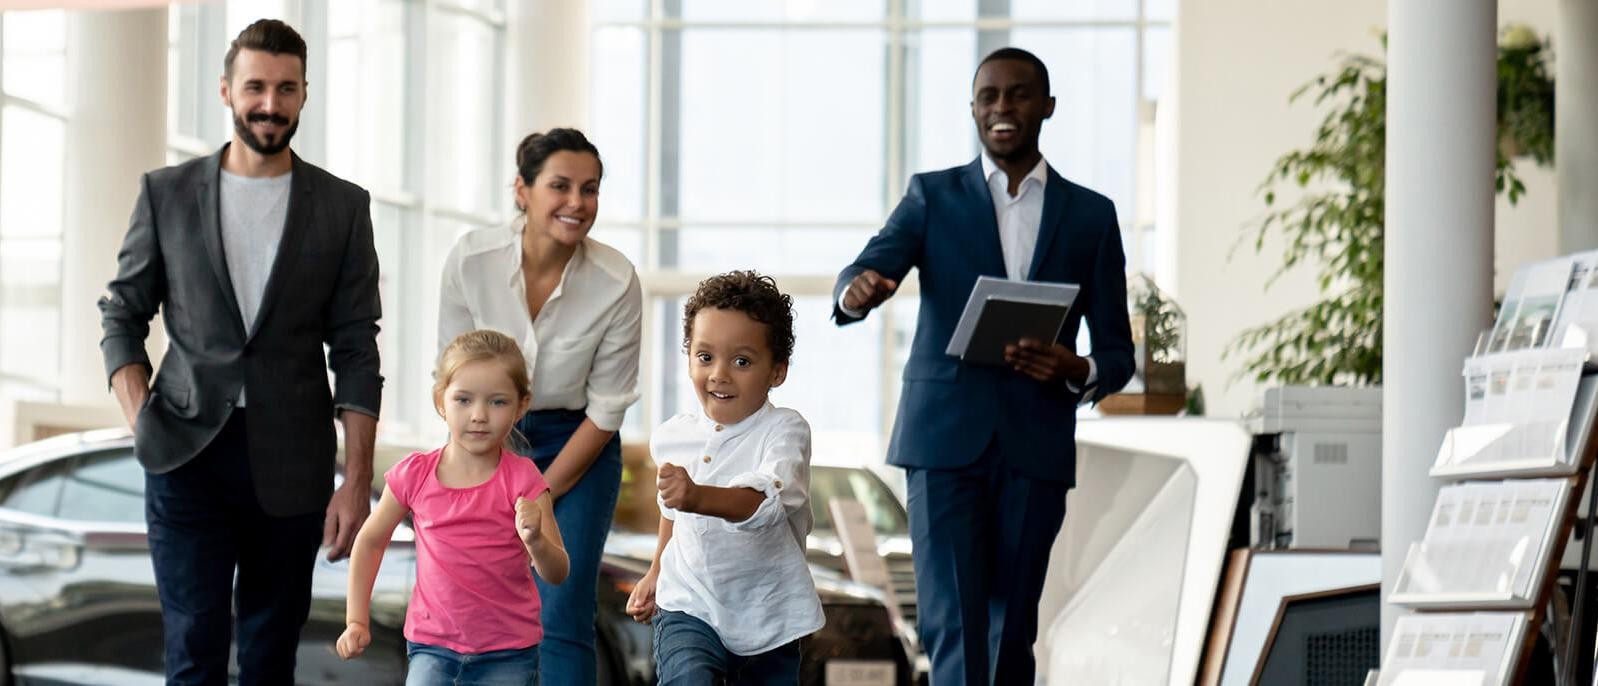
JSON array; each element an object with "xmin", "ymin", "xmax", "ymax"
[{"xmin": 384, "ymin": 446, "xmax": 550, "ymax": 654}]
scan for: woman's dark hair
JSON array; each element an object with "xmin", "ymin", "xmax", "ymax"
[
  {"xmin": 682, "ymin": 270, "xmax": 796, "ymax": 365},
  {"xmin": 515, "ymin": 128, "xmax": 603, "ymax": 186}
]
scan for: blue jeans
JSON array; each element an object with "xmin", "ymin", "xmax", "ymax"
[
  {"xmin": 406, "ymin": 641, "xmax": 540, "ymax": 686},
  {"xmin": 515, "ymin": 408, "xmax": 622, "ymax": 686},
  {"xmin": 653, "ymin": 610, "xmax": 801, "ymax": 685}
]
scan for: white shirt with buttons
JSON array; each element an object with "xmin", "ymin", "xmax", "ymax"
[
  {"xmin": 437, "ymin": 218, "xmax": 643, "ymax": 431},
  {"xmin": 651, "ymin": 402, "xmax": 824, "ymax": 655}
]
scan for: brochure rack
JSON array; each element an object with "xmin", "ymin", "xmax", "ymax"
[{"xmin": 1380, "ymin": 253, "xmax": 1598, "ymax": 686}]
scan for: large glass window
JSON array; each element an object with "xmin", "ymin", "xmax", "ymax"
[
  {"xmin": 0, "ymin": 10, "xmax": 67, "ymax": 401},
  {"xmin": 326, "ymin": 0, "xmax": 410, "ymax": 192},
  {"xmin": 593, "ymin": 1, "xmax": 1171, "ymax": 457},
  {"xmin": 2, "ymin": 11, "xmax": 66, "ymax": 109},
  {"xmin": 674, "ymin": 28, "xmax": 886, "ymax": 224},
  {"xmin": 426, "ymin": 8, "xmax": 500, "ymax": 216}
]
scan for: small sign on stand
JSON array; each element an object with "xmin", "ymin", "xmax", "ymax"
[
  {"xmin": 828, "ymin": 498, "xmax": 901, "ymax": 686},
  {"xmin": 829, "ymin": 498, "xmax": 899, "ymax": 615}
]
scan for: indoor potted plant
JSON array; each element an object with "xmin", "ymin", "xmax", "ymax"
[
  {"xmin": 1229, "ymin": 25, "xmax": 1555, "ymax": 387},
  {"xmin": 1102, "ymin": 274, "xmax": 1188, "ymax": 415}
]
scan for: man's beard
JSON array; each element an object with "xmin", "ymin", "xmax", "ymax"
[{"xmin": 233, "ymin": 111, "xmax": 298, "ymax": 156}]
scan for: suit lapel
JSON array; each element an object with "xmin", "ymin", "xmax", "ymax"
[
  {"xmin": 960, "ymin": 159, "xmax": 1008, "ymax": 277},
  {"xmin": 1028, "ymin": 168, "xmax": 1070, "ymax": 281},
  {"xmin": 197, "ymin": 147, "xmax": 248, "ymax": 339},
  {"xmin": 247, "ymin": 153, "xmax": 313, "ymax": 341}
]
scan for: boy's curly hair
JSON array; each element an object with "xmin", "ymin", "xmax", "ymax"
[{"xmin": 682, "ymin": 270, "xmax": 796, "ymax": 365}]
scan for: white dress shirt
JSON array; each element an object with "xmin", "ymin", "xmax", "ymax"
[
  {"xmin": 651, "ymin": 402, "xmax": 825, "ymax": 655},
  {"xmin": 437, "ymin": 218, "xmax": 642, "ymax": 431},
  {"xmin": 981, "ymin": 153, "xmax": 1047, "ymax": 281}
]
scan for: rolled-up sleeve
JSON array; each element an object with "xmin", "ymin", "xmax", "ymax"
[
  {"xmin": 721, "ymin": 414, "xmax": 811, "ymax": 533},
  {"xmin": 585, "ymin": 270, "xmax": 643, "ymax": 431},
  {"xmin": 99, "ymin": 173, "xmax": 164, "ymax": 385}
]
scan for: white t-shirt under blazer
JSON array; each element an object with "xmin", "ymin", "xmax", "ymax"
[{"xmin": 437, "ymin": 218, "xmax": 643, "ymax": 431}]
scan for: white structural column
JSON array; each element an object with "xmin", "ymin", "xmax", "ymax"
[
  {"xmin": 1558, "ymin": 0, "xmax": 1598, "ymax": 252},
  {"xmin": 59, "ymin": 8, "xmax": 167, "ymax": 405},
  {"xmin": 1381, "ymin": 0, "xmax": 1496, "ymax": 647},
  {"xmin": 503, "ymin": 1, "xmax": 590, "ymax": 142}
]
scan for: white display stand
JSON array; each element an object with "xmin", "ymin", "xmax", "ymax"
[
  {"xmin": 1390, "ymin": 479, "xmax": 1569, "ymax": 609},
  {"xmin": 1382, "ymin": 254, "xmax": 1598, "ymax": 686},
  {"xmin": 1377, "ymin": 612, "xmax": 1529, "ymax": 686},
  {"xmin": 1433, "ymin": 349, "xmax": 1593, "ymax": 479}
]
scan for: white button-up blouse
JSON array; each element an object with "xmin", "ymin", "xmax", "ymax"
[{"xmin": 437, "ymin": 218, "xmax": 643, "ymax": 431}]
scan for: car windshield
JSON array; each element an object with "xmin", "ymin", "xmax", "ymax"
[{"xmin": 808, "ymin": 466, "xmax": 909, "ymax": 537}]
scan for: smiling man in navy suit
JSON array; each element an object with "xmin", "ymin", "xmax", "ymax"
[{"xmin": 833, "ymin": 47, "xmax": 1135, "ymax": 685}]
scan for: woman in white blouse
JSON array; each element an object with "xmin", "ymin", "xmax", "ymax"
[{"xmin": 437, "ymin": 128, "xmax": 641, "ymax": 685}]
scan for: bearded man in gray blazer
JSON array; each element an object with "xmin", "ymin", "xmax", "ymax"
[{"xmin": 98, "ymin": 19, "xmax": 381, "ymax": 685}]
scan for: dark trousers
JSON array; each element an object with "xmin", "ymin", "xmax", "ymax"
[
  {"xmin": 144, "ymin": 410, "xmax": 324, "ymax": 685},
  {"xmin": 906, "ymin": 440, "xmax": 1068, "ymax": 685},
  {"xmin": 653, "ymin": 610, "xmax": 801, "ymax": 685}
]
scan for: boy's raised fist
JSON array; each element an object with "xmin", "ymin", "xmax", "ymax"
[{"xmin": 657, "ymin": 463, "xmax": 697, "ymax": 511}]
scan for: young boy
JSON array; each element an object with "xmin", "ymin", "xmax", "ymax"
[{"xmin": 624, "ymin": 270, "xmax": 823, "ymax": 684}]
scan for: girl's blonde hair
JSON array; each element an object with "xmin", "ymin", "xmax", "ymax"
[{"xmin": 434, "ymin": 329, "xmax": 532, "ymax": 406}]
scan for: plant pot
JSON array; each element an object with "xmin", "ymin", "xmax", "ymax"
[{"xmin": 1144, "ymin": 359, "xmax": 1187, "ymax": 396}]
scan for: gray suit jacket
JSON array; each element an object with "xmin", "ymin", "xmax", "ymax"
[{"xmin": 99, "ymin": 144, "xmax": 383, "ymax": 517}]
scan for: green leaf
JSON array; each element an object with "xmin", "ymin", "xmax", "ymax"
[{"xmin": 1228, "ymin": 27, "xmax": 1551, "ymax": 388}]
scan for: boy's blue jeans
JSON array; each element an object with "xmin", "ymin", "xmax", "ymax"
[
  {"xmin": 653, "ymin": 609, "xmax": 802, "ymax": 685},
  {"xmin": 405, "ymin": 641, "xmax": 539, "ymax": 686},
  {"xmin": 516, "ymin": 407, "xmax": 624, "ymax": 686}
]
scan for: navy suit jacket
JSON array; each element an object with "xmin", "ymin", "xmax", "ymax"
[{"xmin": 833, "ymin": 159, "xmax": 1134, "ymax": 487}]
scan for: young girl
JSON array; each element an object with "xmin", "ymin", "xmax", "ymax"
[{"xmin": 337, "ymin": 329, "xmax": 569, "ymax": 684}]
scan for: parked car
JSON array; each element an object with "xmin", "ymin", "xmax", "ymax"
[
  {"xmin": 0, "ymin": 431, "xmax": 910, "ymax": 685},
  {"xmin": 0, "ymin": 429, "xmax": 415, "ymax": 684},
  {"xmin": 803, "ymin": 464, "xmax": 926, "ymax": 683}
]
